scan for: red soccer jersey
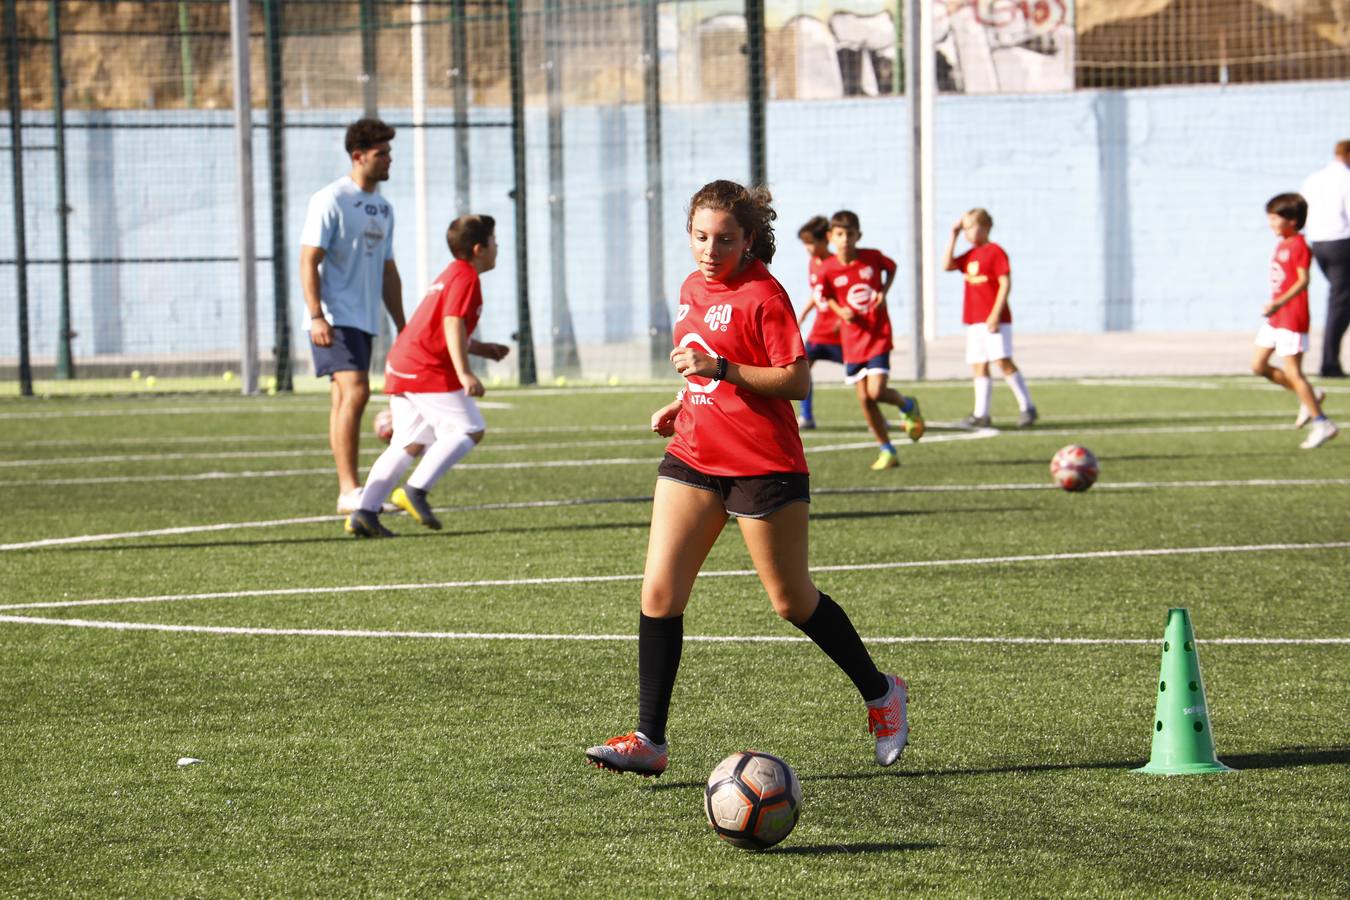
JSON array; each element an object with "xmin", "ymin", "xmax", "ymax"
[
  {"xmin": 953, "ymin": 242, "xmax": 1012, "ymax": 325},
  {"xmin": 1268, "ymin": 234, "xmax": 1311, "ymax": 333},
  {"xmin": 819, "ymin": 248, "xmax": 897, "ymax": 363},
  {"xmin": 666, "ymin": 259, "xmax": 809, "ymax": 476},
  {"xmin": 384, "ymin": 259, "xmax": 483, "ymax": 394},
  {"xmin": 805, "ymin": 255, "xmax": 841, "ymax": 346}
]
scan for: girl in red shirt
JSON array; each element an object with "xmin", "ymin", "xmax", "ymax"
[{"xmin": 585, "ymin": 181, "xmax": 909, "ymax": 777}]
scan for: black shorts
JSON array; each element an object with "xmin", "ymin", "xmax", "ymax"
[
  {"xmin": 311, "ymin": 325, "xmax": 374, "ymax": 378},
  {"xmin": 657, "ymin": 453, "xmax": 810, "ymax": 519}
]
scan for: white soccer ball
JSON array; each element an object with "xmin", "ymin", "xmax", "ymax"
[
  {"xmin": 704, "ymin": 750, "xmax": 802, "ymax": 850},
  {"xmin": 1050, "ymin": 444, "xmax": 1099, "ymax": 492},
  {"xmin": 373, "ymin": 408, "xmax": 394, "ymax": 444}
]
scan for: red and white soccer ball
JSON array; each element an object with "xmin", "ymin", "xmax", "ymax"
[
  {"xmin": 1050, "ymin": 444, "xmax": 1099, "ymax": 492},
  {"xmin": 704, "ymin": 750, "xmax": 802, "ymax": 850},
  {"xmin": 373, "ymin": 408, "xmax": 394, "ymax": 444}
]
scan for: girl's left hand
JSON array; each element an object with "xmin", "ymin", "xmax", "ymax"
[{"xmin": 670, "ymin": 346, "xmax": 716, "ymax": 379}]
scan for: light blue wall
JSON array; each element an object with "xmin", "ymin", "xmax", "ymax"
[{"xmin": 3, "ymin": 79, "xmax": 1347, "ymax": 362}]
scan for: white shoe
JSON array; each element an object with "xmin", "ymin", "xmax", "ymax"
[
  {"xmin": 336, "ymin": 487, "xmax": 397, "ymax": 514},
  {"xmin": 1295, "ymin": 389, "xmax": 1327, "ymax": 429},
  {"xmin": 866, "ymin": 674, "xmax": 909, "ymax": 767},
  {"xmin": 1299, "ymin": 419, "xmax": 1339, "ymax": 449}
]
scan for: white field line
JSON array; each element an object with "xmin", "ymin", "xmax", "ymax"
[
  {"xmin": 5, "ymin": 478, "xmax": 1348, "ymax": 552},
  {"xmin": 1075, "ymin": 378, "xmax": 1350, "ymax": 395},
  {"xmin": 2, "ymin": 540, "xmax": 1346, "ymax": 612},
  {"xmin": 0, "ymin": 614, "xmax": 1344, "ymax": 645},
  {"xmin": 9, "ymin": 409, "xmax": 1304, "ymax": 451},
  {"xmin": 0, "ymin": 418, "xmax": 1315, "ymax": 488},
  {"xmin": 0, "ymin": 401, "xmax": 514, "ymax": 420}
]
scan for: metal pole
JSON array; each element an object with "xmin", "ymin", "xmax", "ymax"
[
  {"xmin": 507, "ymin": 0, "xmax": 535, "ymax": 385},
  {"xmin": 178, "ymin": 1, "xmax": 196, "ymax": 108},
  {"xmin": 4, "ymin": 0, "xmax": 32, "ymax": 396},
  {"xmin": 545, "ymin": 0, "xmax": 578, "ymax": 378},
  {"xmin": 744, "ymin": 0, "xmax": 766, "ymax": 187},
  {"xmin": 230, "ymin": 0, "xmax": 259, "ymax": 394},
  {"xmin": 411, "ymin": 0, "xmax": 430, "ymax": 294},
  {"xmin": 642, "ymin": 0, "xmax": 670, "ymax": 376},
  {"xmin": 360, "ymin": 0, "xmax": 378, "ymax": 117},
  {"xmin": 49, "ymin": 0, "xmax": 74, "ymax": 379},
  {"xmin": 263, "ymin": 0, "xmax": 291, "ymax": 391},
  {"xmin": 919, "ymin": 0, "xmax": 936, "ymax": 345},
  {"xmin": 904, "ymin": 0, "xmax": 924, "ymax": 380},
  {"xmin": 451, "ymin": 0, "xmax": 470, "ymax": 215}
]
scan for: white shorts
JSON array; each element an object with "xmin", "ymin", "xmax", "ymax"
[
  {"xmin": 389, "ymin": 390, "xmax": 486, "ymax": 447},
  {"xmin": 965, "ymin": 323, "xmax": 1014, "ymax": 364},
  {"xmin": 1254, "ymin": 324, "xmax": 1308, "ymax": 358}
]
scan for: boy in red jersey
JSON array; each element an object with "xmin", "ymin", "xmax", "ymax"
[
  {"xmin": 819, "ymin": 210, "xmax": 924, "ymax": 470},
  {"xmin": 1252, "ymin": 193, "xmax": 1337, "ymax": 449},
  {"xmin": 585, "ymin": 181, "xmax": 909, "ymax": 778},
  {"xmin": 942, "ymin": 207, "xmax": 1037, "ymax": 429},
  {"xmin": 795, "ymin": 216, "xmax": 841, "ymax": 430},
  {"xmin": 345, "ymin": 214, "xmax": 511, "ymax": 536}
]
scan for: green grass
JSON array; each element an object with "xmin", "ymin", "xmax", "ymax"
[{"xmin": 1, "ymin": 378, "xmax": 1347, "ymax": 897}]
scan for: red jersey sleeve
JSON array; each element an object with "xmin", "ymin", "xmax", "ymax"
[
  {"xmin": 951, "ymin": 249, "xmax": 971, "ymax": 272},
  {"xmin": 988, "ymin": 244, "xmax": 1011, "ymax": 277},
  {"xmin": 444, "ymin": 269, "xmax": 481, "ymax": 320},
  {"xmin": 757, "ymin": 290, "xmax": 807, "ymax": 367},
  {"xmin": 871, "ymin": 249, "xmax": 898, "ymax": 277}
]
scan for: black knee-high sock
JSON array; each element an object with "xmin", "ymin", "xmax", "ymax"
[
  {"xmin": 795, "ymin": 593, "xmax": 889, "ymax": 702},
  {"xmin": 637, "ymin": 613, "xmax": 683, "ymax": 745}
]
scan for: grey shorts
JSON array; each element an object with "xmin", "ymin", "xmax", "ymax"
[{"xmin": 311, "ymin": 325, "xmax": 374, "ymax": 377}]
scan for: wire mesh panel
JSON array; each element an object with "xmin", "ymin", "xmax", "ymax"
[{"xmin": 4, "ymin": 0, "xmax": 1350, "ymax": 390}]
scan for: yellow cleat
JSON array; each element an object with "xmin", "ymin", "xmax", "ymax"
[
  {"xmin": 900, "ymin": 399, "xmax": 925, "ymax": 442},
  {"xmin": 870, "ymin": 448, "xmax": 899, "ymax": 470},
  {"xmin": 391, "ymin": 486, "xmax": 442, "ymax": 530}
]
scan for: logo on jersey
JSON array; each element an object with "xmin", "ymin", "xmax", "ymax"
[
  {"xmin": 833, "ymin": 275, "xmax": 849, "ymax": 288},
  {"xmin": 676, "ymin": 304, "xmax": 691, "ymax": 323},
  {"xmin": 859, "ymin": 266, "xmax": 874, "ymax": 281},
  {"xmin": 704, "ymin": 304, "xmax": 733, "ymax": 332},
  {"xmin": 846, "ymin": 282, "xmax": 878, "ymax": 312},
  {"xmin": 364, "ymin": 223, "xmax": 386, "ymax": 252},
  {"xmin": 965, "ymin": 260, "xmax": 989, "ymax": 285},
  {"xmin": 812, "ymin": 284, "xmax": 829, "ymax": 311},
  {"xmin": 679, "ymin": 332, "xmax": 722, "ymax": 396}
]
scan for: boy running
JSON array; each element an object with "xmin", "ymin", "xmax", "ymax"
[
  {"xmin": 796, "ymin": 216, "xmax": 841, "ymax": 430},
  {"xmin": 942, "ymin": 207, "xmax": 1037, "ymax": 428},
  {"xmin": 1252, "ymin": 193, "xmax": 1337, "ymax": 449},
  {"xmin": 819, "ymin": 210, "xmax": 924, "ymax": 470},
  {"xmin": 346, "ymin": 214, "xmax": 511, "ymax": 537}
]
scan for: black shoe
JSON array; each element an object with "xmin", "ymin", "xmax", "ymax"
[
  {"xmin": 392, "ymin": 486, "xmax": 442, "ymax": 530},
  {"xmin": 346, "ymin": 508, "xmax": 395, "ymax": 538}
]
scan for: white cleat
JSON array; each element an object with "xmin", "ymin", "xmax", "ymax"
[
  {"xmin": 867, "ymin": 674, "xmax": 909, "ymax": 767},
  {"xmin": 1300, "ymin": 418, "xmax": 1339, "ymax": 450},
  {"xmin": 1295, "ymin": 389, "xmax": 1327, "ymax": 429}
]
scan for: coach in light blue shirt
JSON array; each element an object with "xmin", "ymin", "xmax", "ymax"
[
  {"xmin": 300, "ymin": 118, "xmax": 407, "ymax": 515},
  {"xmin": 1301, "ymin": 139, "xmax": 1350, "ymax": 378}
]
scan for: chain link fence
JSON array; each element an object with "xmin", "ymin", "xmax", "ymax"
[{"xmin": 4, "ymin": 0, "xmax": 1350, "ymax": 393}]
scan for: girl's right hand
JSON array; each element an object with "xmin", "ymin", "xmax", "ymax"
[{"xmin": 652, "ymin": 402, "xmax": 680, "ymax": 436}]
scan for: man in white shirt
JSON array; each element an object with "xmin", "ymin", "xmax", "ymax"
[
  {"xmin": 301, "ymin": 118, "xmax": 408, "ymax": 513},
  {"xmin": 1300, "ymin": 140, "xmax": 1350, "ymax": 378}
]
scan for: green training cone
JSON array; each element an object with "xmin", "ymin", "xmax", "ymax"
[{"xmin": 1133, "ymin": 608, "xmax": 1235, "ymax": 775}]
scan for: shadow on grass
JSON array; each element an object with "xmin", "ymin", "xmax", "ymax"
[
  {"xmin": 648, "ymin": 746, "xmax": 1350, "ymax": 789},
  {"xmin": 769, "ymin": 841, "xmax": 940, "ymax": 856}
]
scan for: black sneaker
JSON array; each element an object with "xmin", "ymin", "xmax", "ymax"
[
  {"xmin": 391, "ymin": 486, "xmax": 442, "ymax": 530},
  {"xmin": 346, "ymin": 508, "xmax": 395, "ymax": 538}
]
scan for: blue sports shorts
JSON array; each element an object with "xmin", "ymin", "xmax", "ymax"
[
  {"xmin": 805, "ymin": 341, "xmax": 844, "ymax": 364},
  {"xmin": 311, "ymin": 325, "xmax": 375, "ymax": 378},
  {"xmin": 844, "ymin": 352, "xmax": 891, "ymax": 383}
]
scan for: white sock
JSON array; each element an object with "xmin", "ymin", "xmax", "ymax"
[
  {"xmin": 406, "ymin": 431, "xmax": 478, "ymax": 493},
  {"xmin": 359, "ymin": 447, "xmax": 415, "ymax": 512},
  {"xmin": 1003, "ymin": 371, "xmax": 1033, "ymax": 411},
  {"xmin": 973, "ymin": 377, "xmax": 992, "ymax": 417}
]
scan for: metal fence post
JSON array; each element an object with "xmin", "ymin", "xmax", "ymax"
[
  {"xmin": 264, "ymin": 0, "xmax": 291, "ymax": 391},
  {"xmin": 451, "ymin": 0, "xmax": 470, "ymax": 215},
  {"xmin": 642, "ymin": 0, "xmax": 670, "ymax": 376},
  {"xmin": 4, "ymin": 0, "xmax": 32, "ymax": 396},
  {"xmin": 49, "ymin": 0, "xmax": 73, "ymax": 379},
  {"xmin": 745, "ymin": 0, "xmax": 766, "ymax": 187},
  {"xmin": 507, "ymin": 0, "xmax": 535, "ymax": 385},
  {"xmin": 230, "ymin": 0, "xmax": 259, "ymax": 394},
  {"xmin": 360, "ymin": 0, "xmax": 378, "ymax": 118},
  {"xmin": 545, "ymin": 0, "xmax": 579, "ymax": 378}
]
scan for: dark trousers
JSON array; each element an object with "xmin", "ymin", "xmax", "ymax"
[{"xmin": 1312, "ymin": 237, "xmax": 1350, "ymax": 376}]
